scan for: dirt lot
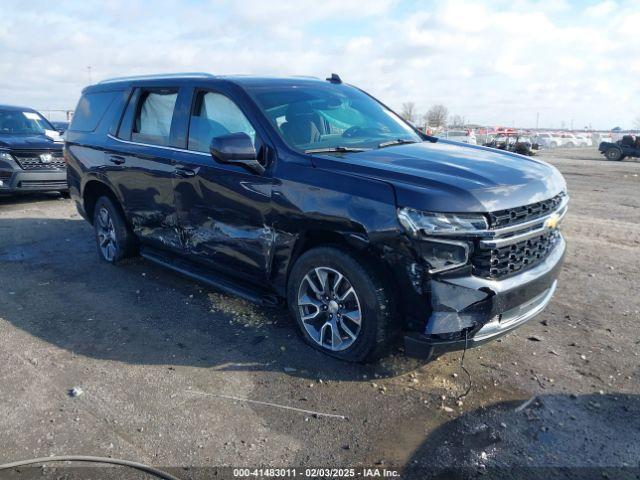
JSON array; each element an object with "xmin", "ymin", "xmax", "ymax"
[{"xmin": 0, "ymin": 148, "xmax": 639, "ymax": 479}]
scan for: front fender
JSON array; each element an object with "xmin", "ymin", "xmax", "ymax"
[{"xmin": 268, "ymin": 160, "xmax": 410, "ymax": 294}]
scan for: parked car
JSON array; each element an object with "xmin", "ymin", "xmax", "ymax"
[
  {"xmin": 66, "ymin": 73, "xmax": 568, "ymax": 362},
  {"xmin": 559, "ymin": 133, "xmax": 579, "ymax": 148},
  {"xmin": 598, "ymin": 135, "xmax": 640, "ymax": 161},
  {"xmin": 594, "ymin": 132, "xmax": 614, "ymax": 144},
  {"xmin": 533, "ymin": 132, "xmax": 560, "ymax": 149},
  {"xmin": 439, "ymin": 129, "xmax": 477, "ymax": 145},
  {"xmin": 574, "ymin": 134, "xmax": 592, "ymax": 147},
  {"xmin": 485, "ymin": 134, "xmax": 536, "ymax": 156},
  {"xmin": 0, "ymin": 104, "xmax": 67, "ymax": 195},
  {"xmin": 51, "ymin": 121, "xmax": 70, "ymax": 134}
]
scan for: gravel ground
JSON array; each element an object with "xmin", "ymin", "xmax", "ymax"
[{"xmin": 0, "ymin": 147, "xmax": 638, "ymax": 479}]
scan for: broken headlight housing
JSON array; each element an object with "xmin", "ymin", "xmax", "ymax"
[
  {"xmin": 417, "ymin": 238, "xmax": 470, "ymax": 273},
  {"xmin": 398, "ymin": 208, "xmax": 488, "ymax": 273}
]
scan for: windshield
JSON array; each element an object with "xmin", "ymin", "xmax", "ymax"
[
  {"xmin": 0, "ymin": 109, "xmax": 54, "ymax": 135},
  {"xmin": 247, "ymin": 83, "xmax": 421, "ymax": 152}
]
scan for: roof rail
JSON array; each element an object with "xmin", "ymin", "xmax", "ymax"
[{"xmin": 98, "ymin": 72, "xmax": 215, "ymax": 84}]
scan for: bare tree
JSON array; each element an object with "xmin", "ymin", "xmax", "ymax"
[
  {"xmin": 424, "ymin": 104, "xmax": 449, "ymax": 127},
  {"xmin": 450, "ymin": 114, "xmax": 465, "ymax": 127},
  {"xmin": 400, "ymin": 102, "xmax": 417, "ymax": 123}
]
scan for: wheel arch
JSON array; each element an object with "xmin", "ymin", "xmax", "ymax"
[{"xmin": 82, "ymin": 179, "xmax": 122, "ymax": 225}]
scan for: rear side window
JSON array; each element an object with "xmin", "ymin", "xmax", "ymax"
[
  {"xmin": 188, "ymin": 91, "xmax": 255, "ymax": 153},
  {"xmin": 132, "ymin": 90, "xmax": 178, "ymax": 146},
  {"xmin": 70, "ymin": 92, "xmax": 118, "ymax": 132}
]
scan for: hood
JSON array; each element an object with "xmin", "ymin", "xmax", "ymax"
[
  {"xmin": 312, "ymin": 140, "xmax": 566, "ymax": 212},
  {"xmin": 0, "ymin": 133, "xmax": 63, "ymax": 151}
]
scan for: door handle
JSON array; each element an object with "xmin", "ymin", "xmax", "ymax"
[
  {"xmin": 174, "ymin": 165, "xmax": 196, "ymax": 177},
  {"xmin": 108, "ymin": 155, "xmax": 126, "ymax": 165}
]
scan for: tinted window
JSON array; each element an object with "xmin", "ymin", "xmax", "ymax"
[
  {"xmin": 132, "ymin": 90, "xmax": 178, "ymax": 146},
  {"xmin": 188, "ymin": 91, "xmax": 255, "ymax": 153},
  {"xmin": 70, "ymin": 92, "xmax": 118, "ymax": 132}
]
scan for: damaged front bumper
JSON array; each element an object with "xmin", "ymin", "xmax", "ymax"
[{"xmin": 404, "ymin": 235, "xmax": 566, "ymax": 359}]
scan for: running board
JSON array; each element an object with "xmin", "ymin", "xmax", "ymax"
[{"xmin": 140, "ymin": 247, "xmax": 281, "ymax": 307}]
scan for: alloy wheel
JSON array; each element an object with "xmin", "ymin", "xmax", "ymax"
[
  {"xmin": 297, "ymin": 266, "xmax": 362, "ymax": 351},
  {"xmin": 96, "ymin": 206, "xmax": 117, "ymax": 261}
]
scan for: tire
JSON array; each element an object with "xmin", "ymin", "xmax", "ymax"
[
  {"xmin": 287, "ymin": 246, "xmax": 397, "ymax": 362},
  {"xmin": 605, "ymin": 148, "xmax": 622, "ymax": 161},
  {"xmin": 93, "ymin": 195, "xmax": 138, "ymax": 264},
  {"xmin": 550, "ymin": 142, "xmax": 558, "ymax": 148},
  {"xmin": 565, "ymin": 142, "xmax": 574, "ymax": 148}
]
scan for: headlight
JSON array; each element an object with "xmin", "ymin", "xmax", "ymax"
[
  {"xmin": 397, "ymin": 207, "xmax": 488, "ymax": 236},
  {"xmin": 0, "ymin": 151, "xmax": 15, "ymax": 162}
]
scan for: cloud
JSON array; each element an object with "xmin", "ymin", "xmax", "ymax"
[{"xmin": 0, "ymin": 0, "xmax": 637, "ymax": 129}]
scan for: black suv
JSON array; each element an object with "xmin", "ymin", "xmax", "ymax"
[
  {"xmin": 66, "ymin": 73, "xmax": 568, "ymax": 362},
  {"xmin": 0, "ymin": 105, "xmax": 67, "ymax": 195}
]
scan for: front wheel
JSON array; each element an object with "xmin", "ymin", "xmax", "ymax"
[
  {"xmin": 93, "ymin": 195, "xmax": 138, "ymax": 264},
  {"xmin": 287, "ymin": 247, "xmax": 397, "ymax": 362},
  {"xmin": 605, "ymin": 148, "xmax": 622, "ymax": 161}
]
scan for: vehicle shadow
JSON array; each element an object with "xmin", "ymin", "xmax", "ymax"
[
  {"xmin": 0, "ymin": 216, "xmax": 424, "ymax": 382},
  {"xmin": 0, "ymin": 192, "xmax": 66, "ymax": 205},
  {"xmin": 401, "ymin": 393, "xmax": 640, "ymax": 480}
]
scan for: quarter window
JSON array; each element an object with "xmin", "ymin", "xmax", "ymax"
[
  {"xmin": 188, "ymin": 92, "xmax": 255, "ymax": 153},
  {"xmin": 70, "ymin": 91, "xmax": 118, "ymax": 132},
  {"xmin": 132, "ymin": 90, "xmax": 178, "ymax": 146}
]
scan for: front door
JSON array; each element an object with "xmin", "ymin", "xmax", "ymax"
[{"xmin": 171, "ymin": 89, "xmax": 275, "ymax": 282}]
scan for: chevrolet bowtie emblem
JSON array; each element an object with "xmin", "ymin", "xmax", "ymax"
[{"xmin": 545, "ymin": 213, "xmax": 560, "ymax": 230}]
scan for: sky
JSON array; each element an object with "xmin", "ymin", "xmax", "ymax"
[{"xmin": 0, "ymin": 0, "xmax": 638, "ymax": 129}]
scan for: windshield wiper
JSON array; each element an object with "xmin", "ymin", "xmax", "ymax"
[
  {"xmin": 377, "ymin": 139, "xmax": 419, "ymax": 148},
  {"xmin": 304, "ymin": 146, "xmax": 368, "ymax": 154}
]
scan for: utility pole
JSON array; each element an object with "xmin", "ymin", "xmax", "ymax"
[
  {"xmin": 87, "ymin": 66, "xmax": 92, "ymax": 84},
  {"xmin": 536, "ymin": 112, "xmax": 539, "ymax": 130}
]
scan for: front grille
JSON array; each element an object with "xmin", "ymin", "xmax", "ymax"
[
  {"xmin": 13, "ymin": 150, "xmax": 65, "ymax": 170},
  {"xmin": 488, "ymin": 192, "xmax": 565, "ymax": 229},
  {"xmin": 472, "ymin": 230, "xmax": 561, "ymax": 279}
]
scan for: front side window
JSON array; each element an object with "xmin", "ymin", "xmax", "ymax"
[
  {"xmin": 247, "ymin": 83, "xmax": 420, "ymax": 152},
  {"xmin": 0, "ymin": 109, "xmax": 54, "ymax": 135},
  {"xmin": 188, "ymin": 92, "xmax": 256, "ymax": 153},
  {"xmin": 132, "ymin": 90, "xmax": 178, "ymax": 146}
]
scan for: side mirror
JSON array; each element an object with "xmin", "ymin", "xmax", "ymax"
[{"xmin": 210, "ymin": 132, "xmax": 264, "ymax": 175}]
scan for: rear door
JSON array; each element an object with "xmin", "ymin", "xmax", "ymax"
[
  {"xmin": 170, "ymin": 87, "xmax": 275, "ymax": 282},
  {"xmin": 105, "ymin": 86, "xmax": 182, "ymax": 252}
]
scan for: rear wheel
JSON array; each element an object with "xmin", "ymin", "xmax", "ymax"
[
  {"xmin": 605, "ymin": 148, "xmax": 622, "ymax": 161},
  {"xmin": 93, "ymin": 196, "xmax": 138, "ymax": 264},
  {"xmin": 287, "ymin": 247, "xmax": 397, "ymax": 362}
]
